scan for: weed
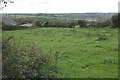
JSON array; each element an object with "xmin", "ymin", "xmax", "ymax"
[{"xmin": 96, "ymin": 37, "xmax": 108, "ymax": 41}]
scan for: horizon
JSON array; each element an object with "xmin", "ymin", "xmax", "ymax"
[{"xmin": 0, "ymin": 12, "xmax": 118, "ymax": 14}]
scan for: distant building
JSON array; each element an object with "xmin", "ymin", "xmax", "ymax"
[
  {"xmin": 21, "ymin": 23, "xmax": 33, "ymax": 28},
  {"xmin": 0, "ymin": 16, "xmax": 17, "ymax": 25}
]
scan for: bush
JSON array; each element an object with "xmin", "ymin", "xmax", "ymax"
[
  {"xmin": 78, "ymin": 20, "xmax": 87, "ymax": 28},
  {"xmin": 2, "ymin": 24, "xmax": 28, "ymax": 31},
  {"xmin": 2, "ymin": 36, "xmax": 58, "ymax": 78},
  {"xmin": 34, "ymin": 21, "xmax": 42, "ymax": 27},
  {"xmin": 111, "ymin": 14, "xmax": 120, "ymax": 28},
  {"xmin": 95, "ymin": 20, "xmax": 112, "ymax": 28}
]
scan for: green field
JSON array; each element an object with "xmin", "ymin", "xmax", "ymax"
[{"xmin": 3, "ymin": 28, "xmax": 118, "ymax": 78}]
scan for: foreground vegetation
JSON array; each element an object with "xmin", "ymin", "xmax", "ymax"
[
  {"xmin": 2, "ymin": 36, "xmax": 58, "ymax": 78},
  {"xmin": 3, "ymin": 27, "xmax": 118, "ymax": 78}
]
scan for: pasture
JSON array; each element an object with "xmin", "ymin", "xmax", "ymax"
[{"xmin": 3, "ymin": 27, "xmax": 118, "ymax": 78}]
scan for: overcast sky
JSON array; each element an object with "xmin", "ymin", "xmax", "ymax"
[{"xmin": 0, "ymin": 0, "xmax": 119, "ymax": 13}]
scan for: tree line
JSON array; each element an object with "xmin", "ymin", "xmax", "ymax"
[
  {"xmin": 34, "ymin": 13, "xmax": 120, "ymax": 28},
  {"xmin": 2, "ymin": 13, "xmax": 120, "ymax": 30}
]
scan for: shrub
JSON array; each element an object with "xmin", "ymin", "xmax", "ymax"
[
  {"xmin": 2, "ymin": 36, "xmax": 57, "ymax": 78},
  {"xmin": 111, "ymin": 14, "xmax": 120, "ymax": 28},
  {"xmin": 78, "ymin": 20, "xmax": 87, "ymax": 28},
  {"xmin": 2, "ymin": 24, "xmax": 28, "ymax": 31},
  {"xmin": 95, "ymin": 20, "xmax": 112, "ymax": 28},
  {"xmin": 34, "ymin": 21, "xmax": 42, "ymax": 27}
]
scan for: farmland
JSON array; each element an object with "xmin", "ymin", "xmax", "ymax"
[{"xmin": 3, "ymin": 27, "xmax": 118, "ymax": 78}]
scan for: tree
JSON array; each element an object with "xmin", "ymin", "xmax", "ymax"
[
  {"xmin": 118, "ymin": 13, "xmax": 120, "ymax": 27},
  {"xmin": 0, "ymin": 0, "xmax": 14, "ymax": 10},
  {"xmin": 111, "ymin": 13, "xmax": 120, "ymax": 28},
  {"xmin": 104, "ymin": 20, "xmax": 112, "ymax": 27},
  {"xmin": 43, "ymin": 21, "xmax": 49, "ymax": 27},
  {"xmin": 69, "ymin": 21, "xmax": 78, "ymax": 28},
  {"xmin": 78, "ymin": 20, "xmax": 87, "ymax": 27},
  {"xmin": 34, "ymin": 21, "xmax": 42, "ymax": 27},
  {"xmin": 95, "ymin": 20, "xmax": 112, "ymax": 28}
]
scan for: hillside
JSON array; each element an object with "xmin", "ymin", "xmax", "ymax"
[{"xmin": 4, "ymin": 13, "xmax": 116, "ymax": 21}]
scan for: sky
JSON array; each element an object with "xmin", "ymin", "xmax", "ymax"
[{"xmin": 0, "ymin": 0, "xmax": 119, "ymax": 13}]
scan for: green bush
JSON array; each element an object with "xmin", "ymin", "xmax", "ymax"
[
  {"xmin": 111, "ymin": 14, "xmax": 120, "ymax": 28},
  {"xmin": 95, "ymin": 20, "xmax": 112, "ymax": 28},
  {"xmin": 2, "ymin": 37, "xmax": 58, "ymax": 78},
  {"xmin": 78, "ymin": 20, "xmax": 87, "ymax": 28},
  {"xmin": 34, "ymin": 21, "xmax": 42, "ymax": 27}
]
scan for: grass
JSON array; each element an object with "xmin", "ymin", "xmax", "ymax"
[{"xmin": 3, "ymin": 27, "xmax": 118, "ymax": 78}]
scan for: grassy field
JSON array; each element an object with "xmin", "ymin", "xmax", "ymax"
[{"xmin": 3, "ymin": 28, "xmax": 118, "ymax": 78}]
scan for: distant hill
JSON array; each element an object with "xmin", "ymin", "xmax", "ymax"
[
  {"xmin": 6, "ymin": 13, "xmax": 116, "ymax": 21},
  {"xmin": 67, "ymin": 13, "xmax": 116, "ymax": 20},
  {"xmin": 36, "ymin": 13, "xmax": 117, "ymax": 20}
]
